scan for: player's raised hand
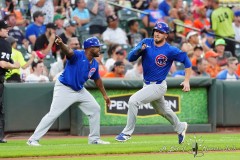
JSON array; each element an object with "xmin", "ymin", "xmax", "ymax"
[
  {"xmin": 180, "ymin": 81, "xmax": 190, "ymax": 92},
  {"xmin": 55, "ymin": 35, "xmax": 63, "ymax": 45}
]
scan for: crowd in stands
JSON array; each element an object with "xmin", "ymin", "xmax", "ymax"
[{"xmin": 0, "ymin": 0, "xmax": 240, "ymax": 82}]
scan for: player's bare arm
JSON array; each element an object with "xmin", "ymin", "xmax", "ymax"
[
  {"xmin": 0, "ymin": 61, "xmax": 20, "ymax": 69},
  {"xmin": 94, "ymin": 78, "xmax": 111, "ymax": 107},
  {"xmin": 55, "ymin": 35, "xmax": 74, "ymax": 58},
  {"xmin": 180, "ymin": 67, "xmax": 191, "ymax": 92}
]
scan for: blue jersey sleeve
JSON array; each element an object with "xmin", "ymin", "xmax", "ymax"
[
  {"xmin": 172, "ymin": 48, "xmax": 192, "ymax": 68},
  {"xmin": 128, "ymin": 39, "xmax": 147, "ymax": 62},
  {"xmin": 68, "ymin": 50, "xmax": 80, "ymax": 63},
  {"xmin": 90, "ymin": 62, "xmax": 100, "ymax": 80}
]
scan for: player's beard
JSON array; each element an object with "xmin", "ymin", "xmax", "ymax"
[
  {"xmin": 154, "ymin": 36, "xmax": 165, "ymax": 44},
  {"xmin": 90, "ymin": 50, "xmax": 100, "ymax": 57}
]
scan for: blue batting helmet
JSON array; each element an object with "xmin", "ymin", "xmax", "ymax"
[
  {"xmin": 152, "ymin": 22, "xmax": 170, "ymax": 35},
  {"xmin": 83, "ymin": 37, "xmax": 103, "ymax": 49}
]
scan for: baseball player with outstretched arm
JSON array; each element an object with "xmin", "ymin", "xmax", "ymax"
[
  {"xmin": 116, "ymin": 22, "xmax": 192, "ymax": 144},
  {"xmin": 27, "ymin": 36, "xmax": 111, "ymax": 146}
]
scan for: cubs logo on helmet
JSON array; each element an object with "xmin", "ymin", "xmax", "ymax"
[
  {"xmin": 157, "ymin": 23, "xmax": 162, "ymax": 28},
  {"xmin": 88, "ymin": 68, "xmax": 96, "ymax": 78},
  {"xmin": 155, "ymin": 54, "xmax": 167, "ymax": 67}
]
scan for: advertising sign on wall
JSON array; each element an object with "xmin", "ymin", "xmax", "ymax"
[{"xmin": 106, "ymin": 94, "xmax": 180, "ymax": 118}]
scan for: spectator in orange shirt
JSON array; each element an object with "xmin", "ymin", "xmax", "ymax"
[
  {"xmin": 193, "ymin": 5, "xmax": 210, "ymax": 31},
  {"xmin": 236, "ymin": 64, "xmax": 240, "ymax": 77},
  {"xmin": 95, "ymin": 51, "xmax": 107, "ymax": 77},
  {"xmin": 191, "ymin": 45, "xmax": 204, "ymax": 66},
  {"xmin": 205, "ymin": 50, "xmax": 221, "ymax": 78},
  {"xmin": 4, "ymin": 0, "xmax": 27, "ymax": 26},
  {"xmin": 103, "ymin": 61, "xmax": 125, "ymax": 78}
]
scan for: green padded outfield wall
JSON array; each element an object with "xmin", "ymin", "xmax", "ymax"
[
  {"xmin": 3, "ymin": 78, "xmax": 211, "ymax": 132},
  {"xmin": 82, "ymin": 88, "xmax": 208, "ymax": 126}
]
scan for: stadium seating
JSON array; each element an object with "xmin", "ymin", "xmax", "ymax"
[{"xmin": 44, "ymin": 55, "xmax": 56, "ymax": 71}]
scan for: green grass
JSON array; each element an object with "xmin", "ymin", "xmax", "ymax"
[{"xmin": 0, "ymin": 133, "xmax": 240, "ymax": 159}]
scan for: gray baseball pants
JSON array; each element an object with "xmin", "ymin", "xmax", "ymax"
[
  {"xmin": 29, "ymin": 80, "xmax": 101, "ymax": 143},
  {"xmin": 122, "ymin": 80, "xmax": 185, "ymax": 135}
]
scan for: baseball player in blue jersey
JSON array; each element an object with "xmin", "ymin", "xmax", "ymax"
[
  {"xmin": 27, "ymin": 36, "xmax": 111, "ymax": 146},
  {"xmin": 115, "ymin": 22, "xmax": 192, "ymax": 144}
]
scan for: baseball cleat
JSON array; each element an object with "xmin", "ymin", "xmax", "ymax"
[
  {"xmin": 0, "ymin": 139, "xmax": 7, "ymax": 143},
  {"xmin": 89, "ymin": 139, "xmax": 110, "ymax": 144},
  {"xmin": 178, "ymin": 122, "xmax": 188, "ymax": 144},
  {"xmin": 27, "ymin": 140, "xmax": 41, "ymax": 146},
  {"xmin": 115, "ymin": 133, "xmax": 131, "ymax": 142}
]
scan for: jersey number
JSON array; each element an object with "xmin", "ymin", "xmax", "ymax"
[
  {"xmin": 1, "ymin": 52, "xmax": 10, "ymax": 60},
  {"xmin": 217, "ymin": 12, "xmax": 229, "ymax": 23}
]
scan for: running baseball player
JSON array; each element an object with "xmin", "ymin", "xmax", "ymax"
[
  {"xmin": 115, "ymin": 22, "xmax": 192, "ymax": 144},
  {"xmin": 27, "ymin": 36, "xmax": 111, "ymax": 146}
]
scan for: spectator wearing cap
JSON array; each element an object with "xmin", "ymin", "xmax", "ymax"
[
  {"xmin": 216, "ymin": 57, "xmax": 239, "ymax": 81},
  {"xmin": 59, "ymin": 20, "xmax": 77, "ymax": 44},
  {"xmin": 5, "ymin": 36, "xmax": 36, "ymax": 82},
  {"xmin": 214, "ymin": 38, "xmax": 233, "ymax": 70},
  {"xmin": 232, "ymin": 10, "xmax": 240, "ymax": 41},
  {"xmin": 208, "ymin": 0, "xmax": 235, "ymax": 57},
  {"xmin": 25, "ymin": 11, "xmax": 46, "ymax": 45},
  {"xmin": 191, "ymin": 45, "xmax": 204, "ymax": 67},
  {"xmin": 182, "ymin": 31, "xmax": 210, "ymax": 54},
  {"xmin": 72, "ymin": 0, "xmax": 90, "ymax": 29},
  {"xmin": 86, "ymin": 0, "xmax": 109, "ymax": 37},
  {"xmin": 25, "ymin": 59, "xmax": 49, "ymax": 83},
  {"xmin": 30, "ymin": 0, "xmax": 54, "ymax": 24},
  {"xmin": 54, "ymin": 14, "xmax": 66, "ymax": 36},
  {"xmin": 34, "ymin": 23, "xmax": 58, "ymax": 58},
  {"xmin": 205, "ymin": 50, "xmax": 221, "ymax": 78},
  {"xmin": 181, "ymin": 31, "xmax": 199, "ymax": 55},
  {"xmin": 103, "ymin": 61, "xmax": 125, "ymax": 78},
  {"xmin": 0, "ymin": 20, "xmax": 20, "ymax": 143},
  {"xmin": 102, "ymin": 14, "xmax": 128, "ymax": 45}
]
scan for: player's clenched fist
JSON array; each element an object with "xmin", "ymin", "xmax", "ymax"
[{"xmin": 55, "ymin": 35, "xmax": 62, "ymax": 45}]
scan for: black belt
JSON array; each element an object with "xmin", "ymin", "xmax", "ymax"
[{"xmin": 144, "ymin": 80, "xmax": 163, "ymax": 85}]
